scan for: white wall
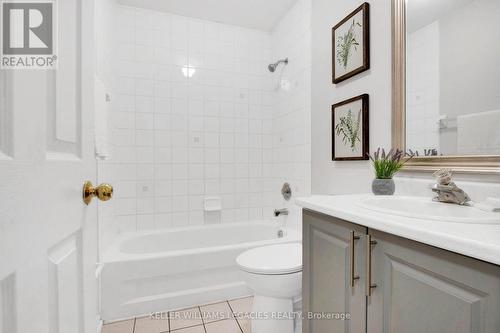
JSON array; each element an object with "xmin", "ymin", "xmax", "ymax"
[
  {"xmin": 407, "ymin": 21, "xmax": 440, "ymax": 155},
  {"xmin": 311, "ymin": 0, "xmax": 500, "ymax": 200},
  {"xmin": 311, "ymin": 0, "xmax": 392, "ymax": 195},
  {"xmin": 439, "ymin": 0, "xmax": 500, "ymax": 155},
  {"xmin": 440, "ymin": 0, "xmax": 500, "ymax": 123},
  {"xmin": 271, "ymin": 0, "xmax": 312, "ymax": 230}
]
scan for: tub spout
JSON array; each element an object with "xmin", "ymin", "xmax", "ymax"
[{"xmin": 274, "ymin": 208, "xmax": 289, "ymax": 217}]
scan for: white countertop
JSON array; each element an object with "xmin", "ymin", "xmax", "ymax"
[{"xmin": 296, "ymin": 194, "xmax": 500, "ymax": 266}]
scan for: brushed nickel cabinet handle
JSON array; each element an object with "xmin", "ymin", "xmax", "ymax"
[
  {"xmin": 349, "ymin": 231, "xmax": 360, "ymax": 288},
  {"xmin": 365, "ymin": 234, "xmax": 378, "ymax": 296}
]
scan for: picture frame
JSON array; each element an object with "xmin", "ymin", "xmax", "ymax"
[
  {"xmin": 332, "ymin": 94, "xmax": 369, "ymax": 161},
  {"xmin": 332, "ymin": 2, "xmax": 370, "ymax": 84}
]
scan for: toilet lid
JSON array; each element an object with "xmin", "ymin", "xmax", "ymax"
[{"xmin": 236, "ymin": 243, "xmax": 302, "ymax": 275}]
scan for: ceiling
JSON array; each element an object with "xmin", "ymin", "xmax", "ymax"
[
  {"xmin": 117, "ymin": 0, "xmax": 298, "ymax": 31},
  {"xmin": 407, "ymin": 0, "xmax": 474, "ymax": 32}
]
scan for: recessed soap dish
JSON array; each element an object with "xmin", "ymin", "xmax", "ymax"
[{"xmin": 204, "ymin": 197, "xmax": 222, "ymax": 212}]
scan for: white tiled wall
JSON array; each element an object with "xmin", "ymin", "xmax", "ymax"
[
  {"xmin": 98, "ymin": 6, "xmax": 278, "ymax": 249},
  {"xmin": 98, "ymin": 1, "xmax": 312, "ymax": 252},
  {"xmin": 406, "ymin": 21, "xmax": 440, "ymax": 155},
  {"xmin": 270, "ymin": 0, "xmax": 312, "ymax": 230}
]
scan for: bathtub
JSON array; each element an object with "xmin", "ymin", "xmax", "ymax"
[{"xmin": 99, "ymin": 222, "xmax": 301, "ymax": 321}]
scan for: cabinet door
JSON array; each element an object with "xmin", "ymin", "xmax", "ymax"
[
  {"xmin": 303, "ymin": 210, "xmax": 367, "ymax": 333},
  {"xmin": 367, "ymin": 229, "xmax": 500, "ymax": 333}
]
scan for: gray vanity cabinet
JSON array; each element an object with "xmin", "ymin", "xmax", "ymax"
[
  {"xmin": 303, "ymin": 210, "xmax": 368, "ymax": 333},
  {"xmin": 367, "ymin": 229, "xmax": 500, "ymax": 333},
  {"xmin": 303, "ymin": 209, "xmax": 500, "ymax": 333}
]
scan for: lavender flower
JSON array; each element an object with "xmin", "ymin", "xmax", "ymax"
[{"xmin": 368, "ymin": 148, "xmax": 413, "ymax": 179}]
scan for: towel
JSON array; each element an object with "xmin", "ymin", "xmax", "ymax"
[
  {"xmin": 457, "ymin": 109, "xmax": 500, "ymax": 155},
  {"xmin": 94, "ymin": 76, "xmax": 110, "ymax": 160}
]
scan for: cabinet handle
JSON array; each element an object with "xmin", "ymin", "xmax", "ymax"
[
  {"xmin": 365, "ymin": 234, "xmax": 378, "ymax": 296},
  {"xmin": 349, "ymin": 231, "xmax": 360, "ymax": 288}
]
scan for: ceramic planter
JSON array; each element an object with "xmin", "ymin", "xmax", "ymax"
[{"xmin": 372, "ymin": 178, "xmax": 395, "ymax": 195}]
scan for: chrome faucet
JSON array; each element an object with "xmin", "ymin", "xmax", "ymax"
[
  {"xmin": 274, "ymin": 208, "xmax": 289, "ymax": 217},
  {"xmin": 431, "ymin": 169, "xmax": 471, "ymax": 205}
]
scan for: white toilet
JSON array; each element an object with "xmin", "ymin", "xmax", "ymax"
[{"xmin": 236, "ymin": 243, "xmax": 302, "ymax": 333}]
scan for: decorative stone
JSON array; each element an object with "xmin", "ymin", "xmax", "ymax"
[{"xmin": 432, "ymin": 169, "xmax": 471, "ymax": 205}]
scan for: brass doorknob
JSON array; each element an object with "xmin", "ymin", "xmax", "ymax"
[{"xmin": 83, "ymin": 181, "xmax": 113, "ymax": 205}]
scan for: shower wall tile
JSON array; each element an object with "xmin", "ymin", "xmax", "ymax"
[
  {"xmin": 270, "ymin": 0, "xmax": 312, "ymax": 231},
  {"xmin": 100, "ymin": 5, "xmax": 275, "ymax": 249}
]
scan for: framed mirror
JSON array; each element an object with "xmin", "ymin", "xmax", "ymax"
[{"xmin": 392, "ymin": 0, "xmax": 500, "ymax": 174}]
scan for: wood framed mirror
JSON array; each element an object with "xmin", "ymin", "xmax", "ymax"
[{"xmin": 391, "ymin": 0, "xmax": 500, "ymax": 174}]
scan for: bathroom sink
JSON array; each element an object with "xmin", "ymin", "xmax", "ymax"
[{"xmin": 358, "ymin": 196, "xmax": 500, "ymax": 224}]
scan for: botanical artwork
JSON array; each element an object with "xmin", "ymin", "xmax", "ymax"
[
  {"xmin": 335, "ymin": 109, "xmax": 362, "ymax": 151},
  {"xmin": 332, "ymin": 3, "xmax": 370, "ymax": 84},
  {"xmin": 332, "ymin": 94, "xmax": 369, "ymax": 161},
  {"xmin": 336, "ymin": 19, "xmax": 362, "ymax": 70}
]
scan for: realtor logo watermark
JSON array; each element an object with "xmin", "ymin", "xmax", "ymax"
[{"xmin": 1, "ymin": 1, "xmax": 57, "ymax": 69}]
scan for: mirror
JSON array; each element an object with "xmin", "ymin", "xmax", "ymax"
[{"xmin": 392, "ymin": 0, "xmax": 500, "ymax": 173}]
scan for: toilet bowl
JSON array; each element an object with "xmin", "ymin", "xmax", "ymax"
[{"xmin": 236, "ymin": 243, "xmax": 302, "ymax": 333}]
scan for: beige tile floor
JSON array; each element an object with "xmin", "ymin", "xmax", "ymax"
[{"xmin": 101, "ymin": 296, "xmax": 253, "ymax": 333}]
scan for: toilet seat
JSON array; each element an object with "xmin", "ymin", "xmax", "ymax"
[{"xmin": 236, "ymin": 243, "xmax": 302, "ymax": 275}]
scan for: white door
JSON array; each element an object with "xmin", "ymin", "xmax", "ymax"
[{"xmin": 0, "ymin": 1, "xmax": 100, "ymax": 333}]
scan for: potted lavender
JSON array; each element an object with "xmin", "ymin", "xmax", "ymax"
[{"xmin": 368, "ymin": 148, "xmax": 412, "ymax": 195}]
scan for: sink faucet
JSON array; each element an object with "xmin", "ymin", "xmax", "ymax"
[
  {"xmin": 431, "ymin": 169, "xmax": 471, "ymax": 205},
  {"xmin": 274, "ymin": 208, "xmax": 289, "ymax": 217}
]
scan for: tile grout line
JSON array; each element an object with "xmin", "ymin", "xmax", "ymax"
[
  {"xmin": 198, "ymin": 306, "xmax": 208, "ymax": 333},
  {"xmin": 169, "ymin": 308, "xmax": 205, "ymax": 332},
  {"xmin": 105, "ymin": 298, "xmax": 249, "ymax": 333},
  {"xmin": 200, "ymin": 302, "xmax": 237, "ymax": 326},
  {"xmin": 168, "ymin": 310, "xmax": 171, "ymax": 333},
  {"xmin": 226, "ymin": 300, "xmax": 244, "ymax": 333}
]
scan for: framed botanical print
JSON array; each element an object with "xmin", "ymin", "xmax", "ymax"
[
  {"xmin": 332, "ymin": 94, "xmax": 369, "ymax": 161},
  {"xmin": 332, "ymin": 2, "xmax": 370, "ymax": 84}
]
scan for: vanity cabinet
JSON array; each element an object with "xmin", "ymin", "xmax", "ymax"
[
  {"xmin": 303, "ymin": 209, "xmax": 500, "ymax": 333},
  {"xmin": 303, "ymin": 210, "xmax": 368, "ymax": 333},
  {"xmin": 367, "ymin": 229, "xmax": 500, "ymax": 333}
]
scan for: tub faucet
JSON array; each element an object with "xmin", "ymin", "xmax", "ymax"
[
  {"xmin": 431, "ymin": 169, "xmax": 471, "ymax": 205},
  {"xmin": 274, "ymin": 208, "xmax": 289, "ymax": 217}
]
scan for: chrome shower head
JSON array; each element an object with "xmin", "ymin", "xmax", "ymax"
[{"xmin": 268, "ymin": 58, "xmax": 288, "ymax": 73}]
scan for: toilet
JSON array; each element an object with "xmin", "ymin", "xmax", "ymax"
[{"xmin": 236, "ymin": 243, "xmax": 302, "ymax": 333}]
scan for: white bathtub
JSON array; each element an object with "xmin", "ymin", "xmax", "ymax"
[{"xmin": 100, "ymin": 222, "xmax": 301, "ymax": 321}]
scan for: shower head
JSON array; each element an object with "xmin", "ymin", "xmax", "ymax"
[
  {"xmin": 268, "ymin": 63, "xmax": 278, "ymax": 72},
  {"xmin": 268, "ymin": 58, "xmax": 288, "ymax": 72}
]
